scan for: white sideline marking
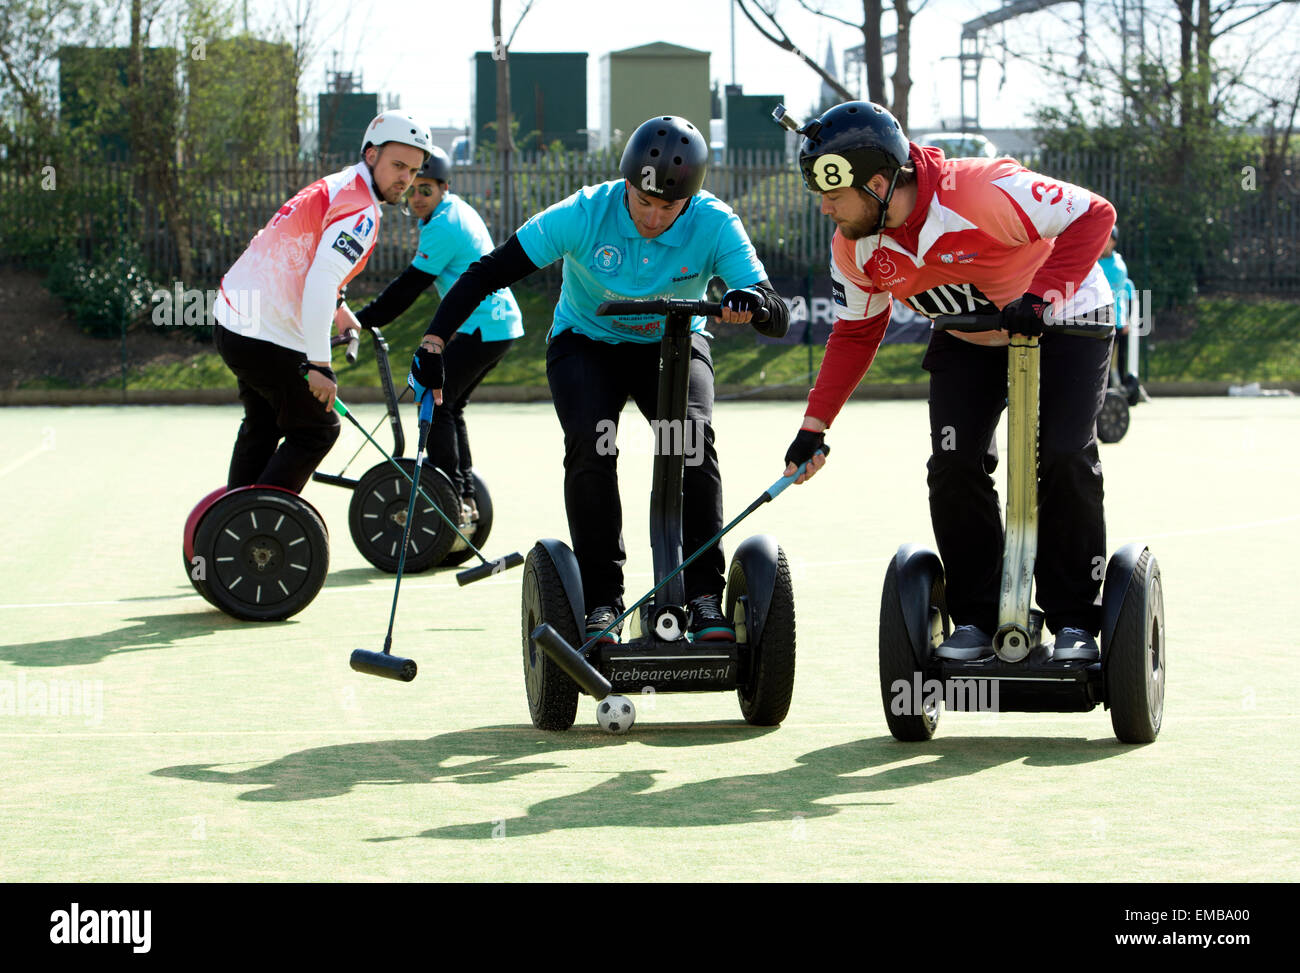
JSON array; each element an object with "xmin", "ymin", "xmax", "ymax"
[{"xmin": 0, "ymin": 445, "xmax": 49, "ymax": 479}]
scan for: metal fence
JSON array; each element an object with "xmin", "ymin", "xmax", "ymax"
[{"xmin": 0, "ymin": 147, "xmax": 1294, "ymax": 296}]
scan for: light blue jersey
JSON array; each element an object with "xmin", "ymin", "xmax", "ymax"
[
  {"xmin": 1099, "ymin": 251, "xmax": 1134, "ymax": 331},
  {"xmin": 413, "ymin": 193, "xmax": 523, "ymax": 341},
  {"xmin": 515, "ymin": 180, "xmax": 767, "ymax": 343}
]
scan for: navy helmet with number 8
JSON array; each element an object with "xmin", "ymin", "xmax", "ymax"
[
  {"xmin": 796, "ymin": 100, "xmax": 911, "ymax": 234},
  {"xmin": 619, "ymin": 115, "xmax": 709, "ymax": 202}
]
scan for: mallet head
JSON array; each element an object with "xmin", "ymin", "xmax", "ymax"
[{"xmin": 350, "ymin": 649, "xmax": 417, "ymax": 682}]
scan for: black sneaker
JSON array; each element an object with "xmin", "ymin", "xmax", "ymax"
[
  {"xmin": 688, "ymin": 594, "xmax": 735, "ymax": 643},
  {"xmin": 936, "ymin": 624, "xmax": 994, "ymax": 661},
  {"xmin": 585, "ymin": 606, "xmax": 622, "ymax": 645},
  {"xmin": 1053, "ymin": 626, "xmax": 1100, "ymax": 663}
]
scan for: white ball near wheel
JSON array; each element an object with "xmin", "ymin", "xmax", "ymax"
[{"xmin": 596, "ymin": 695, "xmax": 636, "ymax": 734}]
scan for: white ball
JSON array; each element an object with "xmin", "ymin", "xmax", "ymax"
[{"xmin": 596, "ymin": 694, "xmax": 636, "ymax": 734}]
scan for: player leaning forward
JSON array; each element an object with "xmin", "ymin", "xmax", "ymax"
[
  {"xmin": 411, "ymin": 115, "xmax": 790, "ymax": 644},
  {"xmin": 782, "ymin": 101, "xmax": 1117, "ymax": 661},
  {"xmin": 212, "ymin": 111, "xmax": 432, "ymax": 491}
]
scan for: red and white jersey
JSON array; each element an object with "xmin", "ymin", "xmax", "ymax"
[
  {"xmin": 214, "ymin": 162, "xmax": 382, "ymax": 362},
  {"xmin": 808, "ymin": 145, "xmax": 1116, "ymax": 425}
]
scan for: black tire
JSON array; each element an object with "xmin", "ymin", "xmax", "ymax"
[
  {"xmin": 348, "ymin": 460, "xmax": 459, "ymax": 573},
  {"xmin": 878, "ymin": 559, "xmax": 942, "ymax": 741},
  {"xmin": 441, "ymin": 469, "xmax": 494, "ymax": 568},
  {"xmin": 730, "ymin": 546, "xmax": 797, "ymax": 726},
  {"xmin": 183, "ymin": 486, "xmax": 227, "ymax": 608},
  {"xmin": 193, "ymin": 490, "xmax": 329, "ymax": 622},
  {"xmin": 521, "ymin": 543, "xmax": 581, "ymax": 731},
  {"xmin": 1106, "ymin": 550, "xmax": 1165, "ymax": 743},
  {"xmin": 1097, "ymin": 389, "xmax": 1130, "ymax": 443}
]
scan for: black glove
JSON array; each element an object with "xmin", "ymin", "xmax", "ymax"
[
  {"xmin": 411, "ymin": 345, "xmax": 445, "ymax": 390},
  {"xmin": 721, "ymin": 287, "xmax": 769, "ymax": 325},
  {"xmin": 1000, "ymin": 293, "xmax": 1049, "ymax": 337},
  {"xmin": 784, "ymin": 428, "xmax": 829, "ymax": 469}
]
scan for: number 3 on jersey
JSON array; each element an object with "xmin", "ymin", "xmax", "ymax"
[{"xmin": 814, "ymin": 153, "xmax": 854, "ymax": 191}]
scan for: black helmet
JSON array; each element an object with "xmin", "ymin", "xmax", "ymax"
[
  {"xmin": 418, "ymin": 146, "xmax": 451, "ymax": 183},
  {"xmin": 796, "ymin": 101, "xmax": 910, "ymax": 195},
  {"xmin": 1110, "ymin": 225, "xmax": 1119, "ymax": 242},
  {"xmin": 620, "ymin": 116, "xmax": 708, "ymax": 201}
]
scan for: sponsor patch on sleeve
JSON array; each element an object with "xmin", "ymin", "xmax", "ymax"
[
  {"xmin": 332, "ymin": 232, "xmax": 364, "ymax": 264},
  {"xmin": 831, "ymin": 279, "xmax": 847, "ymax": 307}
]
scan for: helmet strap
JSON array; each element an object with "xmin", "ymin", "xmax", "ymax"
[{"xmin": 865, "ymin": 167, "xmax": 903, "ymax": 235}]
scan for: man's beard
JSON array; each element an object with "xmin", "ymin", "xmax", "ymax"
[{"xmin": 837, "ymin": 195, "xmax": 882, "ymax": 240}]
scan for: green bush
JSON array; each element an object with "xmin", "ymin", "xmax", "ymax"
[{"xmin": 46, "ymin": 243, "xmax": 157, "ymax": 339}]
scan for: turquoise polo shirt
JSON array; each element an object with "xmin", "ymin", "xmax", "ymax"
[
  {"xmin": 412, "ymin": 193, "xmax": 524, "ymax": 341},
  {"xmin": 1099, "ymin": 252, "xmax": 1134, "ymax": 331},
  {"xmin": 514, "ymin": 180, "xmax": 768, "ymax": 343}
]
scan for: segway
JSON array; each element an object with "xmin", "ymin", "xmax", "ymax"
[
  {"xmin": 878, "ymin": 315, "xmax": 1165, "ymax": 744},
  {"xmin": 523, "ymin": 299, "xmax": 802, "ymax": 731},
  {"xmin": 182, "ymin": 484, "xmax": 329, "ymax": 621},
  {"xmin": 311, "ymin": 326, "xmax": 497, "ymax": 572},
  {"xmin": 180, "ymin": 331, "xmax": 359, "ymax": 621}
]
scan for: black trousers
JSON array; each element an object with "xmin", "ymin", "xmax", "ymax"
[
  {"xmin": 545, "ymin": 329, "xmax": 725, "ymax": 611},
  {"xmin": 432, "ymin": 331, "xmax": 515, "ymax": 499},
  {"xmin": 922, "ymin": 329, "xmax": 1112, "ymax": 635},
  {"xmin": 214, "ymin": 325, "xmax": 339, "ymax": 493}
]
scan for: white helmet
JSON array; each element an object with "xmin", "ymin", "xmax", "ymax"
[{"xmin": 360, "ymin": 110, "xmax": 432, "ymax": 161}]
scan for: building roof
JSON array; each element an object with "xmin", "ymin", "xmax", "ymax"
[{"xmin": 605, "ymin": 42, "xmax": 709, "ymax": 59}]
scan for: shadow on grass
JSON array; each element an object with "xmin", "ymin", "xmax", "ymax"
[
  {"xmin": 150, "ymin": 722, "xmax": 778, "ymax": 803},
  {"xmin": 381, "ymin": 734, "xmax": 1131, "ymax": 840},
  {"xmin": 0, "ymin": 610, "xmax": 255, "ymax": 667},
  {"xmin": 150, "ymin": 726, "xmax": 1130, "ymax": 839}
]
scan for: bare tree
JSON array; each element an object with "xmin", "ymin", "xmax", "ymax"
[
  {"xmin": 735, "ymin": 0, "xmax": 855, "ymax": 103},
  {"xmin": 492, "ymin": 0, "xmax": 533, "ymax": 236},
  {"xmin": 735, "ymin": 0, "xmax": 929, "ymax": 129},
  {"xmin": 0, "ymin": 0, "xmax": 90, "ymax": 131}
]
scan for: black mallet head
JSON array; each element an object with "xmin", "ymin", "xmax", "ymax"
[
  {"xmin": 350, "ymin": 649, "xmax": 417, "ymax": 682},
  {"xmin": 456, "ymin": 551, "xmax": 525, "ymax": 586}
]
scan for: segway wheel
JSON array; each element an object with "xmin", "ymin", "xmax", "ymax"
[
  {"xmin": 521, "ymin": 543, "xmax": 582, "ymax": 731},
  {"xmin": 879, "ymin": 557, "xmax": 944, "ymax": 741},
  {"xmin": 1106, "ymin": 549, "xmax": 1165, "ymax": 743},
  {"xmin": 441, "ymin": 469, "xmax": 494, "ymax": 568},
  {"xmin": 191, "ymin": 487, "xmax": 329, "ymax": 621},
  {"xmin": 1097, "ymin": 389, "xmax": 1130, "ymax": 443},
  {"xmin": 348, "ymin": 460, "xmax": 459, "ymax": 573},
  {"xmin": 729, "ymin": 544, "xmax": 796, "ymax": 726},
  {"xmin": 183, "ymin": 486, "xmax": 228, "ymax": 607}
]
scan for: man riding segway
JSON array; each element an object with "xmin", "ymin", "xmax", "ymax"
[{"xmin": 410, "ymin": 115, "xmax": 790, "ymax": 646}]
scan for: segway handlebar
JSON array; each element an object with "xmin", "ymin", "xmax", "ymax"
[
  {"xmin": 596, "ymin": 299, "xmax": 770, "ymax": 324},
  {"xmin": 329, "ymin": 329, "xmax": 361, "ymax": 364},
  {"xmin": 934, "ymin": 312, "xmax": 1113, "ymax": 340}
]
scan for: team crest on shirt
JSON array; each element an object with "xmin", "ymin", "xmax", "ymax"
[
  {"xmin": 590, "ymin": 243, "xmax": 624, "ymax": 275},
  {"xmin": 352, "ymin": 214, "xmax": 375, "ymax": 239}
]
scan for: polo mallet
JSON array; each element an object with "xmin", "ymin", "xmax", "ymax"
[
  {"xmin": 328, "ymin": 392, "xmax": 524, "ymax": 585},
  {"xmin": 349, "ymin": 388, "xmax": 434, "ymax": 681},
  {"xmin": 529, "ymin": 445, "xmax": 829, "ymax": 696}
]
